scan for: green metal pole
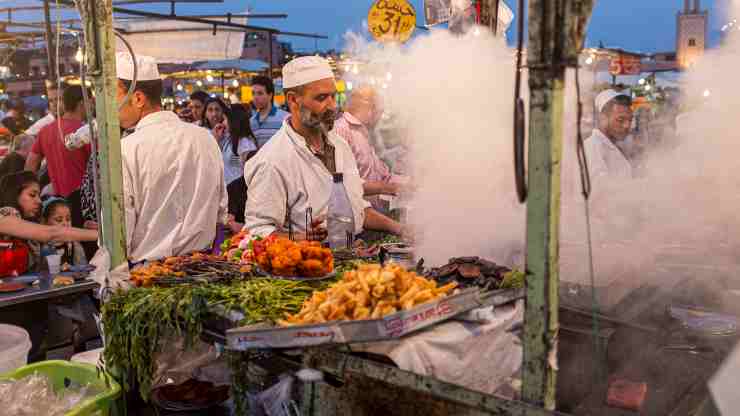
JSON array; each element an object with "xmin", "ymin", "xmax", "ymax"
[
  {"xmin": 521, "ymin": 0, "xmax": 594, "ymax": 411},
  {"xmin": 80, "ymin": 0, "xmax": 128, "ymax": 268}
]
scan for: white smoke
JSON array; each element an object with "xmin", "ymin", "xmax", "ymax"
[{"xmin": 344, "ymin": 28, "xmax": 526, "ymax": 266}]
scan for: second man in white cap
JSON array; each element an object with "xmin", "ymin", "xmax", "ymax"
[
  {"xmin": 115, "ymin": 51, "xmax": 228, "ymax": 264},
  {"xmin": 243, "ymin": 56, "xmax": 405, "ymax": 239},
  {"xmin": 586, "ymin": 89, "xmax": 634, "ymax": 179}
]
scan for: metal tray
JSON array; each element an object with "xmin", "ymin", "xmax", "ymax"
[{"xmin": 226, "ymin": 288, "xmax": 522, "ymax": 350}]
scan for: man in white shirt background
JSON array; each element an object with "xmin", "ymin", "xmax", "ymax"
[
  {"xmin": 243, "ymin": 56, "xmax": 405, "ymax": 240},
  {"xmin": 585, "ymin": 89, "xmax": 634, "ymax": 180},
  {"xmin": 115, "ymin": 52, "xmax": 228, "ymax": 264}
]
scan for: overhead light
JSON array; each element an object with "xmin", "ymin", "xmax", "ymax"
[
  {"xmin": 703, "ymin": 89, "xmax": 711, "ymax": 98},
  {"xmin": 232, "ymin": 79, "xmax": 239, "ymax": 87},
  {"xmin": 585, "ymin": 56, "xmax": 594, "ymax": 65},
  {"xmin": 206, "ymin": 75, "xmax": 214, "ymax": 82},
  {"xmin": 638, "ymin": 78, "xmax": 646, "ymax": 85},
  {"xmin": 644, "ymin": 84, "xmax": 652, "ymax": 91},
  {"xmin": 176, "ymin": 84, "xmax": 183, "ymax": 91},
  {"xmin": 196, "ymin": 80, "xmax": 203, "ymax": 87},
  {"xmin": 75, "ymin": 48, "xmax": 83, "ymax": 63}
]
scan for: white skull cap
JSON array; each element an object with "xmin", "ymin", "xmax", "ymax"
[
  {"xmin": 282, "ymin": 56, "xmax": 334, "ymax": 89},
  {"xmin": 115, "ymin": 51, "xmax": 160, "ymax": 81}
]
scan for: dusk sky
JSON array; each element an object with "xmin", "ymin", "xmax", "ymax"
[{"xmin": 7, "ymin": 0, "xmax": 733, "ymax": 53}]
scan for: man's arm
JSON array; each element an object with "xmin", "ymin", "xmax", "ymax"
[
  {"xmin": 363, "ymin": 207, "xmax": 403, "ymax": 236},
  {"xmin": 24, "ymin": 152, "xmax": 43, "ymax": 173},
  {"xmin": 362, "ymin": 180, "xmax": 399, "ymax": 197}
]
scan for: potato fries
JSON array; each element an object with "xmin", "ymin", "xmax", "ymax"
[{"xmin": 279, "ymin": 264, "xmax": 457, "ymax": 326}]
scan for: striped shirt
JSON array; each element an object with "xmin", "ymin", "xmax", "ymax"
[{"xmin": 250, "ymin": 105, "xmax": 289, "ymax": 148}]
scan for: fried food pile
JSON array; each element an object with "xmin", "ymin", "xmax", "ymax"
[
  {"xmin": 278, "ymin": 263, "xmax": 457, "ymax": 326},
  {"xmin": 255, "ymin": 237, "xmax": 333, "ymax": 278}
]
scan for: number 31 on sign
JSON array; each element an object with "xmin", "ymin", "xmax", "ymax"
[{"xmin": 368, "ymin": 0, "xmax": 417, "ymax": 43}]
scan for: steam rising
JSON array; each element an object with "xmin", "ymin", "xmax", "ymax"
[
  {"xmin": 346, "ymin": 1, "xmax": 740, "ymax": 294},
  {"xmin": 348, "ymin": 28, "xmax": 525, "ymax": 266}
]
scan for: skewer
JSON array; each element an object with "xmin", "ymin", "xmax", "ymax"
[{"xmin": 306, "ymin": 207, "xmax": 313, "ymax": 241}]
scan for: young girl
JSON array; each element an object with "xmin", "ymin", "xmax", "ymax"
[{"xmin": 41, "ymin": 197, "xmax": 87, "ymax": 267}]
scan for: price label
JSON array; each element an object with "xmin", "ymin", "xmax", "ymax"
[{"xmin": 368, "ymin": 0, "xmax": 417, "ymax": 43}]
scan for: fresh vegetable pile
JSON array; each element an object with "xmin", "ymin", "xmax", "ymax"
[{"xmin": 101, "ymin": 278, "xmax": 333, "ymax": 400}]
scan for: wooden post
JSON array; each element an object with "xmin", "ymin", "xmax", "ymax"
[
  {"xmin": 79, "ymin": 0, "xmax": 128, "ymax": 268},
  {"xmin": 42, "ymin": 0, "xmax": 57, "ymax": 80},
  {"xmin": 522, "ymin": 0, "xmax": 594, "ymax": 410}
]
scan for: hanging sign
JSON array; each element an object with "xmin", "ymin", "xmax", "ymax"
[
  {"xmin": 609, "ymin": 54, "xmax": 642, "ymax": 76},
  {"xmin": 368, "ymin": 0, "xmax": 417, "ymax": 43}
]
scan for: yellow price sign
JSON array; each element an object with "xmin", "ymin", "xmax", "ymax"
[{"xmin": 368, "ymin": 0, "xmax": 417, "ymax": 43}]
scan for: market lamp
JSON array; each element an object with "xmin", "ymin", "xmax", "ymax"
[
  {"xmin": 232, "ymin": 79, "xmax": 239, "ymax": 87},
  {"xmin": 196, "ymin": 80, "xmax": 203, "ymax": 87},
  {"xmin": 176, "ymin": 84, "xmax": 183, "ymax": 91}
]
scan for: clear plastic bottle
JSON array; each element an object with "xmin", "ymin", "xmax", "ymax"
[{"xmin": 327, "ymin": 173, "xmax": 355, "ymax": 250}]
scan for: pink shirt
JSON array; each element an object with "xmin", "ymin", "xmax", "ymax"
[{"xmin": 333, "ymin": 112, "xmax": 394, "ymax": 183}]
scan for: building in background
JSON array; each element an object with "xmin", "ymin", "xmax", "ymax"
[
  {"xmin": 676, "ymin": 0, "xmax": 708, "ymax": 70},
  {"xmin": 241, "ymin": 31, "xmax": 292, "ymax": 67}
]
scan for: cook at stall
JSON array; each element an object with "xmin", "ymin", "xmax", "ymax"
[
  {"xmin": 115, "ymin": 52, "xmax": 228, "ymax": 264},
  {"xmin": 243, "ymin": 56, "xmax": 405, "ymax": 240}
]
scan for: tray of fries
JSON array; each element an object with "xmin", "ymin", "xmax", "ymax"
[{"xmin": 226, "ymin": 263, "xmax": 518, "ymax": 350}]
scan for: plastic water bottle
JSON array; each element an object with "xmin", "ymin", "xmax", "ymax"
[{"xmin": 327, "ymin": 173, "xmax": 355, "ymax": 250}]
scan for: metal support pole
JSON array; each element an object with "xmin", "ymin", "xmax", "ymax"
[
  {"xmin": 522, "ymin": 0, "xmax": 594, "ymax": 410},
  {"xmin": 80, "ymin": 0, "xmax": 128, "ymax": 267},
  {"xmin": 267, "ymin": 31, "xmax": 274, "ymax": 79},
  {"xmin": 42, "ymin": 0, "xmax": 57, "ymax": 80}
]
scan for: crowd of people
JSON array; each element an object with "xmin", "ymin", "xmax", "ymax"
[{"xmin": 0, "ymin": 53, "xmax": 407, "ymax": 275}]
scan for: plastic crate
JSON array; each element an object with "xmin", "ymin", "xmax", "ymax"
[{"xmin": 0, "ymin": 360, "xmax": 121, "ymax": 416}]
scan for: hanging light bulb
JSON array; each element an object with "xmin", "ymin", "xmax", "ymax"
[
  {"xmin": 75, "ymin": 48, "xmax": 83, "ymax": 63},
  {"xmin": 176, "ymin": 84, "xmax": 183, "ymax": 91},
  {"xmin": 638, "ymin": 78, "xmax": 646, "ymax": 85},
  {"xmin": 206, "ymin": 75, "xmax": 214, "ymax": 82},
  {"xmin": 232, "ymin": 79, "xmax": 239, "ymax": 87},
  {"xmin": 644, "ymin": 84, "xmax": 652, "ymax": 91},
  {"xmin": 196, "ymin": 80, "xmax": 203, "ymax": 87}
]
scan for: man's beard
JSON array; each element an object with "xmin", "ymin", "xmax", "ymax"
[{"xmin": 299, "ymin": 104, "xmax": 335, "ymax": 136}]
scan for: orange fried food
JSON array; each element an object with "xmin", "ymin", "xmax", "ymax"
[{"xmin": 256, "ymin": 237, "xmax": 334, "ymax": 277}]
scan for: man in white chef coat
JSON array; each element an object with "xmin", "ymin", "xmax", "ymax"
[
  {"xmin": 585, "ymin": 89, "xmax": 634, "ymax": 180},
  {"xmin": 115, "ymin": 52, "xmax": 228, "ymax": 263},
  {"xmin": 243, "ymin": 56, "xmax": 404, "ymax": 239}
]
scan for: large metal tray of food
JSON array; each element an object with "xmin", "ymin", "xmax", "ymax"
[{"xmin": 226, "ymin": 287, "xmax": 522, "ymax": 350}]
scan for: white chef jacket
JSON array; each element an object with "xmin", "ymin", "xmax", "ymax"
[
  {"xmin": 122, "ymin": 111, "xmax": 228, "ymax": 262},
  {"xmin": 26, "ymin": 113, "xmax": 55, "ymax": 136},
  {"xmin": 243, "ymin": 118, "xmax": 371, "ymax": 238},
  {"xmin": 584, "ymin": 128, "xmax": 632, "ymax": 180}
]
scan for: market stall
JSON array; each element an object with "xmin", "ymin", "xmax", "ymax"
[{"xmin": 94, "ymin": 231, "xmax": 528, "ymax": 414}]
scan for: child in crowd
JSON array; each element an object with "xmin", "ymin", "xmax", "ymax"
[{"xmin": 41, "ymin": 197, "xmax": 87, "ymax": 267}]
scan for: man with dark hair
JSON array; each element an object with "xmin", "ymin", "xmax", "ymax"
[
  {"xmin": 187, "ymin": 90, "xmax": 209, "ymax": 125},
  {"xmin": 115, "ymin": 52, "xmax": 227, "ymax": 263},
  {"xmin": 586, "ymin": 89, "xmax": 634, "ymax": 179},
  {"xmin": 26, "ymin": 80, "xmax": 63, "ymax": 137},
  {"xmin": 1, "ymin": 98, "xmax": 30, "ymax": 134},
  {"xmin": 25, "ymin": 84, "xmax": 92, "ymax": 227},
  {"xmin": 250, "ymin": 75, "xmax": 288, "ymax": 147}
]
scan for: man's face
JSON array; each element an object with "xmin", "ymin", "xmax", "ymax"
[
  {"xmin": 46, "ymin": 88, "xmax": 61, "ymax": 116},
  {"xmin": 291, "ymin": 78, "xmax": 337, "ymax": 135},
  {"xmin": 252, "ymin": 85, "xmax": 272, "ymax": 111},
  {"xmin": 117, "ymin": 81, "xmax": 145, "ymax": 130},
  {"xmin": 603, "ymin": 104, "xmax": 633, "ymax": 142},
  {"xmin": 188, "ymin": 99, "xmax": 205, "ymax": 122}
]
